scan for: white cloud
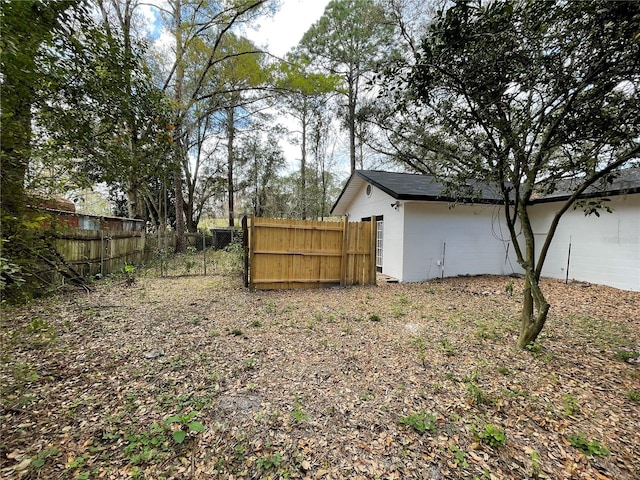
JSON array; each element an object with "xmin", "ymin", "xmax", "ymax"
[{"xmin": 246, "ymin": 0, "xmax": 331, "ymax": 58}]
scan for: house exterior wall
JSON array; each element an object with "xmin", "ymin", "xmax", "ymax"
[
  {"xmin": 341, "ymin": 183, "xmax": 405, "ymax": 280},
  {"xmin": 402, "ymin": 202, "xmax": 520, "ymax": 282},
  {"xmin": 528, "ymin": 194, "xmax": 640, "ymax": 291}
]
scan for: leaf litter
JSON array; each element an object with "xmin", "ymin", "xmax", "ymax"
[{"xmin": 1, "ymin": 272, "xmax": 639, "ymax": 479}]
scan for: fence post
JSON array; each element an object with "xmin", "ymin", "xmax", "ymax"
[
  {"xmin": 203, "ymin": 230, "xmax": 207, "ymax": 276},
  {"xmin": 340, "ymin": 217, "xmax": 349, "ymax": 286},
  {"xmin": 242, "ymin": 216, "xmax": 249, "ymax": 288}
]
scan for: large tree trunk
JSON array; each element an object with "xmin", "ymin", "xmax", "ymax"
[
  {"xmin": 516, "ymin": 205, "xmax": 550, "ymax": 348},
  {"xmin": 172, "ymin": 0, "xmax": 186, "ymax": 252},
  {"xmin": 517, "ymin": 271, "xmax": 550, "ymax": 348}
]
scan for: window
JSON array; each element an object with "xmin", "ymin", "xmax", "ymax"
[
  {"xmin": 376, "ymin": 220, "xmax": 383, "ymax": 271},
  {"xmin": 366, "ymin": 184, "xmax": 372, "ymax": 197}
]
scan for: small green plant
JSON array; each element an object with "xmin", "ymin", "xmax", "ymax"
[
  {"xmin": 526, "ymin": 447, "xmax": 541, "ymax": 476},
  {"xmin": 230, "ymin": 328, "xmax": 244, "ymax": 336},
  {"xmin": 396, "ymin": 293, "xmax": 409, "ymax": 305},
  {"xmin": 369, "ymin": 313, "xmax": 381, "ymax": 322},
  {"xmin": 497, "ymin": 366, "xmax": 511, "ymax": 376},
  {"xmin": 412, "ymin": 337, "xmax": 428, "ymax": 368},
  {"xmin": 66, "ymin": 455, "xmax": 87, "ymax": 470},
  {"xmin": 290, "ymin": 398, "xmax": 308, "ymax": 424},
  {"xmin": 257, "ymin": 452, "xmax": 283, "ymax": 471},
  {"xmin": 439, "ymin": 338, "xmax": 456, "ymax": 356},
  {"xmin": 123, "ymin": 263, "xmax": 136, "ymax": 285},
  {"xmin": 505, "ymin": 280, "xmax": 514, "ymax": 296},
  {"xmin": 562, "ymin": 394, "xmax": 580, "ymax": 416},
  {"xmin": 568, "ymin": 434, "xmax": 609, "ymax": 456},
  {"xmin": 613, "ymin": 346, "xmax": 640, "ymax": 364},
  {"xmin": 165, "ymin": 411, "xmax": 205, "ymax": 444},
  {"xmin": 184, "ymin": 259, "xmax": 196, "ymax": 273},
  {"xmin": 244, "ymin": 357, "xmax": 258, "ymax": 370},
  {"xmin": 30, "ymin": 448, "xmax": 60, "ymax": 469},
  {"xmin": 265, "ymin": 300, "xmax": 276, "ymax": 314},
  {"xmin": 463, "ymin": 372, "xmax": 492, "ymax": 406},
  {"xmin": 251, "ymin": 320, "xmax": 262, "ymax": 327},
  {"xmin": 450, "ymin": 445, "xmax": 468, "ymax": 468},
  {"xmin": 398, "ymin": 410, "xmax": 437, "ymax": 434},
  {"xmin": 525, "ymin": 342, "xmax": 543, "ymax": 354},
  {"xmin": 475, "ymin": 423, "xmax": 506, "ymax": 447},
  {"xmin": 625, "ymin": 389, "xmax": 640, "ymax": 403}
]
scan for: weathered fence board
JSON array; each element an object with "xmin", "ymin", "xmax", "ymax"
[
  {"xmin": 247, "ymin": 216, "xmax": 376, "ymax": 290},
  {"xmin": 53, "ymin": 229, "xmax": 145, "ymax": 279}
]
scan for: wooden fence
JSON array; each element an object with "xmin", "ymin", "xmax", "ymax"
[
  {"xmin": 244, "ymin": 216, "xmax": 376, "ymax": 290},
  {"xmin": 53, "ymin": 230, "xmax": 146, "ymax": 279}
]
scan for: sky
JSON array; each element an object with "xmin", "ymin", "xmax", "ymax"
[{"xmin": 246, "ymin": 0, "xmax": 331, "ymax": 58}]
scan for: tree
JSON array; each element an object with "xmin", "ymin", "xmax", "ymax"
[
  {"xmin": 156, "ymin": 0, "xmax": 271, "ymax": 239},
  {"xmin": 1, "ymin": 0, "xmax": 82, "ymax": 234},
  {"xmin": 274, "ymin": 52, "xmax": 338, "ymax": 218},
  {"xmin": 380, "ymin": 0, "xmax": 640, "ymax": 348},
  {"xmin": 236, "ymin": 128, "xmax": 285, "ymax": 217},
  {"xmin": 300, "ymin": 0, "xmax": 395, "ymax": 173}
]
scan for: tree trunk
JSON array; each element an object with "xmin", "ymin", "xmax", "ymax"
[
  {"xmin": 227, "ymin": 107, "xmax": 236, "ymax": 227},
  {"xmin": 517, "ymin": 272, "xmax": 550, "ymax": 348},
  {"xmin": 516, "ymin": 204, "xmax": 551, "ymax": 348},
  {"xmin": 301, "ymin": 101, "xmax": 307, "ymax": 219},
  {"xmin": 172, "ymin": 0, "xmax": 186, "ymax": 252},
  {"xmin": 347, "ymin": 76, "xmax": 356, "ymax": 173}
]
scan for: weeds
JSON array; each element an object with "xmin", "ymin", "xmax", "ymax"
[
  {"xmin": 626, "ymin": 389, "xmax": 640, "ymax": 403},
  {"xmin": 165, "ymin": 411, "xmax": 205, "ymax": 444},
  {"xmin": 398, "ymin": 410, "xmax": 437, "ymax": 434},
  {"xmin": 475, "ymin": 423, "xmax": 506, "ymax": 447},
  {"xmin": 613, "ymin": 346, "xmax": 640, "ymax": 364},
  {"xmin": 568, "ymin": 434, "xmax": 609, "ymax": 456},
  {"xmin": 450, "ymin": 445, "xmax": 468, "ymax": 468},
  {"xmin": 290, "ymin": 398, "xmax": 308, "ymax": 424},
  {"xmin": 562, "ymin": 394, "xmax": 580, "ymax": 416}
]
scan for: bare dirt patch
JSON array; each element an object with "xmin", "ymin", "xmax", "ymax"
[{"xmin": 1, "ymin": 272, "xmax": 639, "ymax": 479}]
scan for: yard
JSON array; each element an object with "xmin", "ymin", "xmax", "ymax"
[{"xmin": 1, "ymin": 260, "xmax": 639, "ymax": 479}]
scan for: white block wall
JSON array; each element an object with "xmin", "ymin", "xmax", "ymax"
[
  {"xmin": 402, "ymin": 202, "xmax": 521, "ymax": 282},
  {"xmin": 529, "ymin": 194, "xmax": 640, "ymax": 291}
]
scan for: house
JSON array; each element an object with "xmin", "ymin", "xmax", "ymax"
[{"xmin": 330, "ymin": 169, "xmax": 640, "ymax": 291}]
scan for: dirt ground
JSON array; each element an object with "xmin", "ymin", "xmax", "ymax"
[{"xmin": 1, "ymin": 270, "xmax": 639, "ymax": 479}]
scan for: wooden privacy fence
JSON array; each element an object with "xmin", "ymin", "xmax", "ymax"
[
  {"xmin": 244, "ymin": 216, "xmax": 376, "ymax": 290},
  {"xmin": 53, "ymin": 230, "xmax": 146, "ymax": 279}
]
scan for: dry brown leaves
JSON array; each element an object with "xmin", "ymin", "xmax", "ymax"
[{"xmin": 1, "ymin": 273, "xmax": 639, "ymax": 480}]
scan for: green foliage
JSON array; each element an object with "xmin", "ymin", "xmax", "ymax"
[
  {"xmin": 290, "ymin": 398, "xmax": 308, "ymax": 424},
  {"xmin": 475, "ymin": 424, "xmax": 506, "ymax": 447},
  {"xmin": 449, "ymin": 445, "xmax": 468, "ymax": 468},
  {"xmin": 463, "ymin": 372, "xmax": 492, "ymax": 406},
  {"xmin": 369, "ymin": 313, "xmax": 381, "ymax": 322},
  {"xmin": 439, "ymin": 338, "xmax": 456, "ymax": 356},
  {"xmin": 29, "ymin": 448, "xmax": 60, "ymax": 470},
  {"xmin": 568, "ymin": 434, "xmax": 609, "ymax": 456},
  {"xmin": 398, "ymin": 410, "xmax": 437, "ymax": 434},
  {"xmin": 165, "ymin": 411, "xmax": 206, "ymax": 444},
  {"xmin": 257, "ymin": 452, "xmax": 283, "ymax": 471},
  {"xmin": 562, "ymin": 394, "xmax": 580, "ymax": 416},
  {"xmin": 625, "ymin": 390, "xmax": 640, "ymax": 403},
  {"xmin": 613, "ymin": 347, "xmax": 640, "ymax": 364}
]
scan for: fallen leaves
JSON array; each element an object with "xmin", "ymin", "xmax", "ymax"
[{"xmin": 1, "ymin": 273, "xmax": 639, "ymax": 479}]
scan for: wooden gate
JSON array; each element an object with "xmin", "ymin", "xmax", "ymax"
[{"xmin": 243, "ymin": 216, "xmax": 376, "ymax": 290}]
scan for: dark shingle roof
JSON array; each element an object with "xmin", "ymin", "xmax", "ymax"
[
  {"xmin": 355, "ymin": 170, "xmax": 503, "ymax": 202},
  {"xmin": 330, "ymin": 168, "xmax": 640, "ymax": 215}
]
